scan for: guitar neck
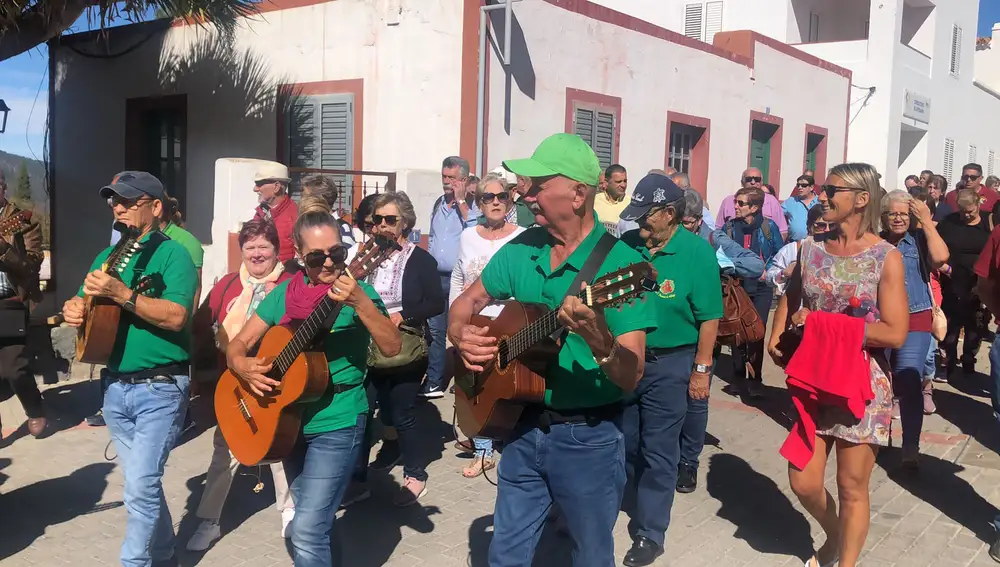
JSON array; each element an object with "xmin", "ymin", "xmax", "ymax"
[
  {"xmin": 504, "ymin": 290, "xmax": 586, "ymax": 363},
  {"xmin": 271, "ymin": 296, "xmax": 345, "ymax": 377}
]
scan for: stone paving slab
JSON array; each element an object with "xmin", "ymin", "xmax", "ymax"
[{"xmin": 3, "ymin": 348, "xmax": 1000, "ymax": 566}]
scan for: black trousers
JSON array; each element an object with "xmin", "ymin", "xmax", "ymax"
[
  {"xmin": 941, "ymin": 292, "xmax": 986, "ymax": 370},
  {"xmin": 0, "ymin": 338, "xmax": 43, "ymax": 418}
]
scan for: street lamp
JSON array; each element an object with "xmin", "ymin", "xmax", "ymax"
[{"xmin": 0, "ymin": 100, "xmax": 9, "ymax": 134}]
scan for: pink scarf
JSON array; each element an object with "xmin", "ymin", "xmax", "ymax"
[{"xmin": 279, "ymin": 272, "xmax": 331, "ymax": 326}]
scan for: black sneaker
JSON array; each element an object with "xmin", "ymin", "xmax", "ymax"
[
  {"xmin": 370, "ymin": 441, "xmax": 402, "ymax": 471},
  {"xmin": 419, "ymin": 384, "xmax": 445, "ymax": 399},
  {"xmin": 85, "ymin": 410, "xmax": 106, "ymax": 427},
  {"xmin": 676, "ymin": 462, "xmax": 698, "ymax": 493}
]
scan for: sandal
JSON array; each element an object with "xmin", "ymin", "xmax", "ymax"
[
  {"xmin": 462, "ymin": 456, "xmax": 496, "ymax": 478},
  {"xmin": 804, "ymin": 553, "xmax": 839, "ymax": 567}
]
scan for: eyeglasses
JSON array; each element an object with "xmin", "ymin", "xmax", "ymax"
[
  {"xmin": 743, "ymin": 176, "xmax": 762, "ymax": 183},
  {"xmin": 735, "ymin": 199, "xmax": 751, "ymax": 207},
  {"xmin": 480, "ymin": 192, "xmax": 510, "ymax": 204},
  {"xmin": 681, "ymin": 217, "xmax": 702, "ymax": 228},
  {"xmin": 885, "ymin": 212, "xmax": 909, "ymax": 220},
  {"xmin": 110, "ymin": 196, "xmax": 152, "ymax": 210},
  {"xmin": 962, "ymin": 174, "xmax": 982, "ymax": 181},
  {"xmin": 812, "ymin": 222, "xmax": 833, "ymax": 231},
  {"xmin": 302, "ymin": 244, "xmax": 349, "ymax": 269},
  {"xmin": 797, "ymin": 183, "xmax": 812, "ymax": 188},
  {"xmin": 372, "ymin": 214, "xmax": 399, "ymax": 227},
  {"xmin": 821, "ymin": 184, "xmax": 864, "ymax": 198}
]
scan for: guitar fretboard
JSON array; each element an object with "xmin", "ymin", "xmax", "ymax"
[
  {"xmin": 270, "ymin": 296, "xmax": 344, "ymax": 378},
  {"xmin": 498, "ymin": 289, "xmax": 587, "ymax": 368}
]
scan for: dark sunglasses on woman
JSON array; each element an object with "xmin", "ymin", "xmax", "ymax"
[
  {"xmin": 480, "ymin": 191, "xmax": 510, "ymax": 204},
  {"xmin": 372, "ymin": 214, "xmax": 399, "ymax": 227},
  {"xmin": 821, "ymin": 184, "xmax": 862, "ymax": 199},
  {"xmin": 303, "ymin": 244, "xmax": 349, "ymax": 269}
]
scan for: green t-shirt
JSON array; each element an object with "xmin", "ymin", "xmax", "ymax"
[
  {"xmin": 78, "ymin": 232, "xmax": 198, "ymax": 373},
  {"xmin": 254, "ymin": 277, "xmax": 386, "ymax": 434},
  {"xmin": 162, "ymin": 223, "xmax": 204, "ymax": 269},
  {"xmin": 621, "ymin": 228, "xmax": 724, "ymax": 349},
  {"xmin": 480, "ymin": 223, "xmax": 657, "ymax": 409}
]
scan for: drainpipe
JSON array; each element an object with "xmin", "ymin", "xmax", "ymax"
[{"xmin": 476, "ymin": 0, "xmax": 522, "ymax": 176}]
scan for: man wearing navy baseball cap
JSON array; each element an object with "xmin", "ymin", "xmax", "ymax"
[
  {"xmin": 618, "ymin": 173, "xmax": 723, "ymax": 567},
  {"xmin": 63, "ymin": 170, "xmax": 198, "ymax": 567}
]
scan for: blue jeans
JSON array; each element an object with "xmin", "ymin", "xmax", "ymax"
[
  {"xmin": 680, "ymin": 361, "xmax": 712, "ymax": 469},
  {"xmin": 489, "ymin": 419, "xmax": 625, "ymax": 567},
  {"xmin": 474, "ymin": 436, "xmax": 494, "ymax": 458},
  {"xmin": 890, "ymin": 331, "xmax": 932, "ymax": 449},
  {"xmin": 925, "ymin": 337, "xmax": 938, "ymax": 379},
  {"xmin": 284, "ymin": 414, "xmax": 367, "ymax": 567},
  {"xmin": 425, "ymin": 274, "xmax": 451, "ymax": 390},
  {"xmin": 104, "ymin": 375, "xmax": 191, "ymax": 567},
  {"xmin": 989, "ymin": 334, "xmax": 1000, "ymax": 423},
  {"xmin": 623, "ymin": 346, "xmax": 695, "ymax": 547}
]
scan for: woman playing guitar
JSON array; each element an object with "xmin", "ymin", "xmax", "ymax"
[{"xmin": 225, "ymin": 198, "xmax": 401, "ymax": 567}]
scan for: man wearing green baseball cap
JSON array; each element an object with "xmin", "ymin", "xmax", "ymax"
[{"xmin": 448, "ymin": 133, "xmax": 657, "ymax": 566}]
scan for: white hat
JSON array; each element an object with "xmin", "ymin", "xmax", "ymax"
[
  {"xmin": 490, "ymin": 166, "xmax": 517, "ymax": 186},
  {"xmin": 253, "ymin": 161, "xmax": 291, "ymax": 183}
]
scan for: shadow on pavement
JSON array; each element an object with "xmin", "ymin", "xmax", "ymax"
[
  {"xmin": 468, "ymin": 512, "xmax": 574, "ymax": 567},
  {"xmin": 706, "ymin": 453, "xmax": 814, "ymax": 560},
  {"xmin": 0, "ymin": 461, "xmax": 115, "ymax": 561},
  {"xmin": 2, "ymin": 378, "xmax": 102, "ymax": 447},
  {"xmin": 933, "ymin": 389, "xmax": 1000, "ymax": 455},
  {"xmin": 884, "ymin": 448, "xmax": 997, "ymax": 543}
]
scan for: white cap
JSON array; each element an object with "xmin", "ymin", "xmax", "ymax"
[
  {"xmin": 253, "ymin": 161, "xmax": 291, "ymax": 183},
  {"xmin": 490, "ymin": 166, "xmax": 517, "ymax": 186}
]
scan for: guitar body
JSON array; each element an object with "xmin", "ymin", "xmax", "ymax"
[
  {"xmin": 76, "ymin": 298, "xmax": 123, "ymax": 364},
  {"xmin": 454, "ymin": 302, "xmax": 552, "ymax": 439},
  {"xmin": 215, "ymin": 324, "xmax": 331, "ymax": 466}
]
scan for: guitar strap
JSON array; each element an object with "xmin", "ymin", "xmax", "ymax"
[
  {"xmin": 128, "ymin": 232, "xmax": 168, "ymax": 289},
  {"xmin": 550, "ymin": 231, "xmax": 618, "ymax": 342}
]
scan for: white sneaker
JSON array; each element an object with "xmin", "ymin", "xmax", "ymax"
[
  {"xmin": 281, "ymin": 508, "xmax": 295, "ymax": 539},
  {"xmin": 186, "ymin": 520, "xmax": 221, "ymax": 552}
]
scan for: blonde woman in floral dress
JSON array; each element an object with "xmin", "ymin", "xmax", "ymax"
[{"xmin": 768, "ymin": 163, "xmax": 908, "ymax": 567}]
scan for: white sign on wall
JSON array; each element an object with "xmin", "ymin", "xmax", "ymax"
[{"xmin": 903, "ymin": 91, "xmax": 931, "ymax": 124}]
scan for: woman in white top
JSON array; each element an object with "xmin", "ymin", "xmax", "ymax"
[
  {"xmin": 449, "ymin": 172, "xmax": 526, "ymax": 478},
  {"xmin": 766, "ymin": 205, "xmax": 831, "ymax": 295}
]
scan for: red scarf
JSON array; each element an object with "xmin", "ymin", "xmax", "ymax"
[{"xmin": 279, "ymin": 272, "xmax": 331, "ymax": 326}]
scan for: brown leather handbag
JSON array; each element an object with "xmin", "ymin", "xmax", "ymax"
[{"xmin": 716, "ymin": 275, "xmax": 766, "ymax": 346}]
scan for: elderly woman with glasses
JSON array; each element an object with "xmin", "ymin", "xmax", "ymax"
[
  {"xmin": 768, "ymin": 164, "xmax": 908, "ymax": 567},
  {"xmin": 449, "ymin": 172, "xmax": 527, "ymax": 477},
  {"xmin": 880, "ymin": 190, "xmax": 949, "ymax": 470},
  {"xmin": 356, "ymin": 191, "xmax": 445, "ymax": 507}
]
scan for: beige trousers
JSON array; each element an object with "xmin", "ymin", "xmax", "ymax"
[{"xmin": 196, "ymin": 427, "xmax": 293, "ymax": 520}]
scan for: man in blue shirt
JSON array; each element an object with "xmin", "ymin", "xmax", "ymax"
[
  {"xmin": 424, "ymin": 156, "xmax": 479, "ymax": 398},
  {"xmin": 782, "ymin": 174, "xmax": 819, "ymax": 242}
]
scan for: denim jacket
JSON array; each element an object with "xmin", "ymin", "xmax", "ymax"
[
  {"xmin": 706, "ymin": 227, "xmax": 766, "ymax": 280},
  {"xmin": 897, "ymin": 231, "xmax": 933, "ymax": 313}
]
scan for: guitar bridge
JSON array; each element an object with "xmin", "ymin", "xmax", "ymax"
[{"xmin": 233, "ymin": 386, "xmax": 259, "ymax": 434}]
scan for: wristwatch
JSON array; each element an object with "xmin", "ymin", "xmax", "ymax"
[
  {"xmin": 123, "ymin": 290, "xmax": 138, "ymax": 313},
  {"xmin": 692, "ymin": 363, "xmax": 711, "ymax": 374}
]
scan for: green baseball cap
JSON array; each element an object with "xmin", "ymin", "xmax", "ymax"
[{"xmin": 502, "ymin": 133, "xmax": 601, "ymax": 187}]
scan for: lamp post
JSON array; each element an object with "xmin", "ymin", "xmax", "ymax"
[{"xmin": 0, "ymin": 100, "xmax": 9, "ymax": 134}]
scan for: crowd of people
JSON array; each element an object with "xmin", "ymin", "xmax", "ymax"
[{"xmin": 0, "ymin": 134, "xmax": 995, "ymax": 567}]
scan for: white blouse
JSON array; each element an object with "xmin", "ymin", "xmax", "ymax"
[
  {"xmin": 367, "ymin": 241, "xmax": 416, "ymax": 314},
  {"xmin": 449, "ymin": 225, "xmax": 526, "ymax": 318}
]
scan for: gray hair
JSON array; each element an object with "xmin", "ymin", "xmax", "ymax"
[
  {"xmin": 956, "ymin": 188, "xmax": 980, "ymax": 209},
  {"xmin": 442, "ymin": 156, "xmax": 470, "ymax": 177},
  {"xmin": 682, "ymin": 189, "xmax": 704, "ymax": 219},
  {"xmin": 477, "ymin": 173, "xmax": 508, "ymax": 201},
  {"xmin": 373, "ymin": 191, "xmax": 418, "ymax": 236},
  {"xmin": 881, "ymin": 189, "xmax": 912, "ymax": 210},
  {"xmin": 671, "ymin": 172, "xmax": 691, "ymax": 189}
]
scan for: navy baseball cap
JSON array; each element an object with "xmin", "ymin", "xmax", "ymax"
[
  {"xmin": 619, "ymin": 173, "xmax": 685, "ymax": 221},
  {"xmin": 99, "ymin": 171, "xmax": 166, "ymax": 200}
]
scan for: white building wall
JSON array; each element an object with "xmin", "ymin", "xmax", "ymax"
[{"xmin": 485, "ymin": 0, "xmax": 849, "ymax": 209}]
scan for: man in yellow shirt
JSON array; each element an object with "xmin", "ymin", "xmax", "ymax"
[{"xmin": 593, "ymin": 164, "xmax": 629, "ymax": 233}]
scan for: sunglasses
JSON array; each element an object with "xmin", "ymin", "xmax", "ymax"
[
  {"xmin": 372, "ymin": 214, "xmax": 399, "ymax": 227},
  {"xmin": 743, "ymin": 176, "xmax": 762, "ymax": 183},
  {"xmin": 962, "ymin": 174, "xmax": 982, "ymax": 181},
  {"xmin": 303, "ymin": 244, "xmax": 349, "ymax": 269},
  {"xmin": 812, "ymin": 222, "xmax": 833, "ymax": 231},
  {"xmin": 797, "ymin": 183, "xmax": 812, "ymax": 188},
  {"xmin": 480, "ymin": 191, "xmax": 510, "ymax": 204},
  {"xmin": 821, "ymin": 184, "xmax": 863, "ymax": 198},
  {"xmin": 110, "ymin": 196, "xmax": 152, "ymax": 210},
  {"xmin": 735, "ymin": 200, "xmax": 751, "ymax": 207}
]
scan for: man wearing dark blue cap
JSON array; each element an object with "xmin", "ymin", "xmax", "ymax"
[
  {"xmin": 618, "ymin": 173, "xmax": 723, "ymax": 566},
  {"xmin": 62, "ymin": 171, "xmax": 198, "ymax": 567}
]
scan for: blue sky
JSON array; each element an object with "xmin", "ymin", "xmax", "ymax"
[{"xmin": 1, "ymin": 2, "xmax": 1000, "ymax": 160}]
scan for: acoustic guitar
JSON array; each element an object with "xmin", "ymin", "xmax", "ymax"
[
  {"xmin": 0, "ymin": 210, "xmax": 32, "ymax": 238},
  {"xmin": 454, "ymin": 262, "xmax": 658, "ymax": 439},
  {"xmin": 75, "ymin": 224, "xmax": 149, "ymax": 364},
  {"xmin": 216, "ymin": 236, "xmax": 401, "ymax": 466}
]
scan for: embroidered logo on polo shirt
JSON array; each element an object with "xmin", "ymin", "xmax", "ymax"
[{"xmin": 657, "ymin": 278, "xmax": 676, "ymax": 299}]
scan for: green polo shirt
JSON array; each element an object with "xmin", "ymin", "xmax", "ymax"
[
  {"xmin": 162, "ymin": 223, "xmax": 204, "ymax": 268},
  {"xmin": 78, "ymin": 231, "xmax": 198, "ymax": 373},
  {"xmin": 480, "ymin": 223, "xmax": 657, "ymax": 409},
  {"xmin": 621, "ymin": 228, "xmax": 724, "ymax": 349},
  {"xmin": 254, "ymin": 277, "xmax": 386, "ymax": 434}
]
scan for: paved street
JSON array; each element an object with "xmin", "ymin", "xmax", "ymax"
[{"xmin": 5, "ymin": 348, "xmax": 1000, "ymax": 567}]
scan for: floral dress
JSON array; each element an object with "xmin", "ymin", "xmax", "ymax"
[{"xmin": 800, "ymin": 236, "xmax": 896, "ymax": 446}]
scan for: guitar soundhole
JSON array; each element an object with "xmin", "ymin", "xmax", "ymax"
[{"xmin": 232, "ymin": 386, "xmax": 259, "ymax": 434}]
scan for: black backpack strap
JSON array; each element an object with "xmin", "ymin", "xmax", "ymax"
[{"xmin": 551, "ymin": 231, "xmax": 617, "ymax": 341}]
